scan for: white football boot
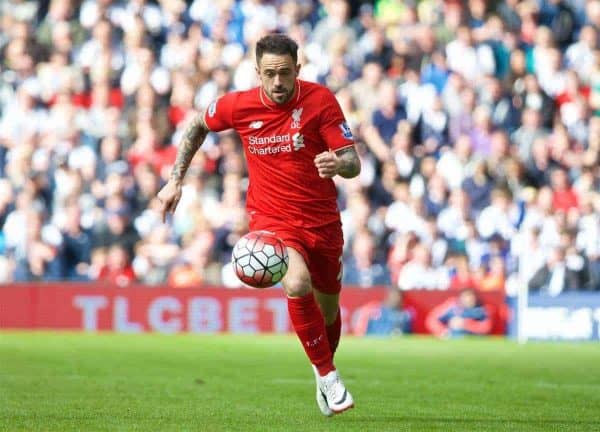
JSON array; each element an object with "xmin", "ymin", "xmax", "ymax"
[
  {"xmin": 311, "ymin": 365, "xmax": 333, "ymax": 417},
  {"xmin": 314, "ymin": 367, "xmax": 355, "ymax": 414}
]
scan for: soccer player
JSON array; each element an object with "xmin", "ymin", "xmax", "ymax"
[{"xmin": 157, "ymin": 34, "xmax": 360, "ymax": 416}]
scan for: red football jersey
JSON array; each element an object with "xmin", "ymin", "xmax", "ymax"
[{"xmin": 204, "ymin": 80, "xmax": 354, "ymax": 228}]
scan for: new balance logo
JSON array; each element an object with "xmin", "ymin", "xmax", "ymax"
[
  {"xmin": 291, "ymin": 107, "xmax": 303, "ymax": 129},
  {"xmin": 292, "ymin": 133, "xmax": 304, "ymax": 151},
  {"xmin": 249, "ymin": 121, "xmax": 263, "ymax": 129}
]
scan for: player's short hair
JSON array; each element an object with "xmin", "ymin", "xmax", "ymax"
[{"xmin": 255, "ymin": 34, "xmax": 298, "ymax": 65}]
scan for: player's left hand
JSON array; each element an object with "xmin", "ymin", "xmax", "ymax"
[{"xmin": 314, "ymin": 151, "xmax": 340, "ymax": 179}]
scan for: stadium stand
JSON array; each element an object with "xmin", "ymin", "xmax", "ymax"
[{"xmin": 0, "ymin": 0, "xmax": 598, "ymax": 295}]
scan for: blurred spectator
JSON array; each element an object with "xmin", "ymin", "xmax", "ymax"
[
  {"xmin": 397, "ymin": 241, "xmax": 449, "ymax": 291},
  {"xmin": 416, "ymin": 95, "xmax": 449, "ymax": 153},
  {"xmin": 550, "ymin": 168, "xmax": 579, "ymax": 212},
  {"xmin": 0, "ymin": 179, "xmax": 14, "ymax": 232},
  {"xmin": 96, "ymin": 136, "xmax": 126, "ymax": 181},
  {"xmin": 343, "ymin": 228, "xmax": 390, "ymax": 287},
  {"xmin": 426, "ymin": 288, "xmax": 492, "ymax": 338},
  {"xmin": 565, "ymin": 25, "xmax": 598, "ymax": 77},
  {"xmin": 3, "ymin": 191, "xmax": 35, "ymax": 259},
  {"xmin": 77, "ymin": 19, "xmax": 124, "ymax": 73},
  {"xmin": 512, "ymin": 108, "xmax": 549, "ymax": 163},
  {"xmin": 133, "ymin": 224, "xmax": 179, "ymax": 284},
  {"xmin": 445, "ymin": 26, "xmax": 495, "ymax": 82},
  {"xmin": 481, "ymin": 76, "xmax": 519, "ymax": 133},
  {"xmin": 449, "ymin": 87, "xmax": 477, "ymax": 143},
  {"xmin": 463, "ymin": 219, "xmax": 489, "ymax": 271},
  {"xmin": 92, "ymin": 195, "xmax": 140, "ymax": 259},
  {"xmin": 524, "ymin": 137, "xmax": 555, "ymax": 188},
  {"xmin": 362, "ymin": 80, "xmax": 406, "ymax": 162},
  {"xmin": 514, "ymin": 74, "xmax": 554, "ymax": 128},
  {"xmin": 468, "ymin": 105, "xmax": 495, "ymax": 157},
  {"xmin": 478, "ymin": 255, "xmax": 507, "ymax": 292},
  {"xmin": 37, "ymin": 0, "xmax": 85, "ymax": 50},
  {"xmin": 512, "ymin": 225, "xmax": 545, "ymax": 285},
  {"xmin": 387, "ymin": 231, "xmax": 418, "ymax": 287},
  {"xmin": 577, "ymin": 194, "xmax": 600, "ymax": 288},
  {"xmin": 476, "ymin": 188, "xmax": 519, "ymax": 241},
  {"xmin": 178, "ymin": 209, "xmax": 217, "ymax": 284},
  {"xmin": 462, "ymin": 160, "xmax": 494, "ymax": 214},
  {"xmin": 391, "ymin": 123, "xmax": 417, "ymax": 180},
  {"xmin": 538, "ymin": 0, "xmax": 576, "ymax": 49},
  {"xmin": 497, "ymin": 0, "xmax": 521, "ymax": 33},
  {"xmin": 423, "ymin": 174, "xmax": 448, "ymax": 218},
  {"xmin": 448, "ymin": 253, "xmax": 480, "ymax": 291},
  {"xmin": 168, "ymin": 257, "xmax": 203, "ymax": 288},
  {"xmin": 132, "ymin": 162, "xmax": 161, "ymax": 216},
  {"xmin": 0, "ymin": 84, "xmax": 47, "ymax": 147},
  {"xmin": 350, "ymin": 61, "xmax": 383, "ymax": 118},
  {"xmin": 437, "ymin": 189, "xmax": 471, "ymax": 243},
  {"xmin": 437, "ymin": 135, "xmax": 472, "ymax": 190},
  {"xmin": 98, "ymin": 244, "xmax": 136, "ymax": 287},
  {"xmin": 528, "ymin": 246, "xmax": 587, "ymax": 295},
  {"xmin": 312, "ymin": 0, "xmax": 356, "ymax": 50},
  {"xmin": 13, "ymin": 205, "xmax": 64, "ymax": 281},
  {"xmin": 60, "ymin": 201, "xmax": 92, "ymax": 280},
  {"xmin": 353, "ymin": 289, "xmax": 413, "ymax": 336},
  {"xmin": 421, "ymin": 50, "xmax": 450, "ymax": 94}
]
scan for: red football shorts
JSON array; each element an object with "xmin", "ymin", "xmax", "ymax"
[{"xmin": 249, "ymin": 215, "xmax": 344, "ymax": 295}]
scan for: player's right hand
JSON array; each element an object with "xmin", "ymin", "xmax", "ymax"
[
  {"xmin": 314, "ymin": 151, "xmax": 340, "ymax": 178},
  {"xmin": 157, "ymin": 179, "xmax": 183, "ymax": 223}
]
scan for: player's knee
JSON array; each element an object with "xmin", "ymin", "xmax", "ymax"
[{"xmin": 283, "ymin": 276, "xmax": 311, "ymax": 297}]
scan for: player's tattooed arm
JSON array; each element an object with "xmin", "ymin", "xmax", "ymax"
[
  {"xmin": 334, "ymin": 146, "xmax": 361, "ymax": 178},
  {"xmin": 170, "ymin": 112, "xmax": 210, "ymax": 183},
  {"xmin": 314, "ymin": 146, "xmax": 361, "ymax": 179},
  {"xmin": 158, "ymin": 111, "xmax": 211, "ymax": 222}
]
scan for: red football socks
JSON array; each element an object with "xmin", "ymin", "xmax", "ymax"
[
  {"xmin": 326, "ymin": 308, "xmax": 341, "ymax": 356},
  {"xmin": 287, "ymin": 293, "xmax": 335, "ymax": 376}
]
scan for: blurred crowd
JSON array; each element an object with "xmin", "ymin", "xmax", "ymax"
[{"xmin": 0, "ymin": 0, "xmax": 599, "ymax": 296}]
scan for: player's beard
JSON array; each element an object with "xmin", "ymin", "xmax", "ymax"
[{"xmin": 267, "ymin": 85, "xmax": 293, "ymax": 104}]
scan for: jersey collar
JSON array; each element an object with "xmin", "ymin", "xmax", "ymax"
[{"xmin": 259, "ymin": 80, "xmax": 301, "ymax": 111}]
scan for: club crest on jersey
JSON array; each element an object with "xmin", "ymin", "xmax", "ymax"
[
  {"xmin": 291, "ymin": 107, "xmax": 303, "ymax": 129},
  {"xmin": 208, "ymin": 100, "xmax": 217, "ymax": 118},
  {"xmin": 249, "ymin": 121, "xmax": 263, "ymax": 129},
  {"xmin": 339, "ymin": 121, "xmax": 353, "ymax": 139}
]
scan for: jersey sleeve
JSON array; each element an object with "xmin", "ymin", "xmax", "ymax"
[
  {"xmin": 318, "ymin": 89, "xmax": 355, "ymax": 151},
  {"xmin": 203, "ymin": 92, "xmax": 238, "ymax": 132}
]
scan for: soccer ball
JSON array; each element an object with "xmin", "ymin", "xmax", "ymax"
[{"xmin": 232, "ymin": 231, "xmax": 289, "ymax": 288}]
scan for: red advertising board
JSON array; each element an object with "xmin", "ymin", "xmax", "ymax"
[{"xmin": 0, "ymin": 284, "xmax": 506, "ymax": 335}]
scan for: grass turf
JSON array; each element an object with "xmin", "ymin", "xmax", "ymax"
[{"xmin": 0, "ymin": 333, "xmax": 599, "ymax": 431}]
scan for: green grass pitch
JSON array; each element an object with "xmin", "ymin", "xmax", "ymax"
[{"xmin": 1, "ymin": 333, "xmax": 599, "ymax": 432}]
